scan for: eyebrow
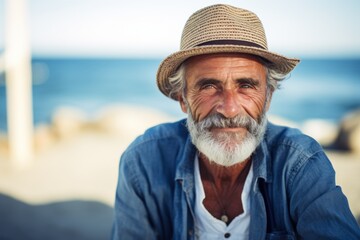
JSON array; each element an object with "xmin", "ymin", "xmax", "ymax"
[{"xmin": 236, "ymin": 78, "xmax": 260, "ymax": 86}]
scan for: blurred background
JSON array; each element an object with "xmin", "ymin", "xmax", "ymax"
[{"xmin": 0, "ymin": 0, "xmax": 359, "ymax": 239}]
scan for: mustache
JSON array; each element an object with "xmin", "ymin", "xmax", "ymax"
[{"xmin": 195, "ymin": 113, "xmax": 262, "ymax": 135}]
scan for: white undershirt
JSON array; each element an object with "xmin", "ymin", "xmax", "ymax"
[{"xmin": 194, "ymin": 155, "xmax": 253, "ymax": 240}]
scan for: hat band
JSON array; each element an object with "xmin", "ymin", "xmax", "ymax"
[{"xmin": 196, "ymin": 40, "xmax": 265, "ymax": 50}]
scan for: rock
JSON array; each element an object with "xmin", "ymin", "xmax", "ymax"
[
  {"xmin": 33, "ymin": 124, "xmax": 56, "ymax": 152},
  {"xmin": 334, "ymin": 109, "xmax": 360, "ymax": 154},
  {"xmin": 96, "ymin": 105, "xmax": 173, "ymax": 140},
  {"xmin": 301, "ymin": 119, "xmax": 338, "ymax": 146},
  {"xmin": 268, "ymin": 115, "xmax": 299, "ymax": 129},
  {"xmin": 51, "ymin": 107, "xmax": 87, "ymax": 139}
]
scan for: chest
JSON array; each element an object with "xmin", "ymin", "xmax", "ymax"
[{"xmin": 201, "ymin": 176, "xmax": 246, "ymax": 224}]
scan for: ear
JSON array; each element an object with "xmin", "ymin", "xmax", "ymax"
[
  {"xmin": 265, "ymin": 90, "xmax": 273, "ymax": 112},
  {"xmin": 179, "ymin": 95, "xmax": 188, "ymax": 114}
]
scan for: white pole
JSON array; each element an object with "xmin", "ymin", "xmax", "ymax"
[{"xmin": 4, "ymin": 0, "xmax": 34, "ymax": 168}]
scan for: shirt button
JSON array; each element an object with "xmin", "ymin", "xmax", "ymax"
[{"xmin": 224, "ymin": 232, "xmax": 231, "ymax": 238}]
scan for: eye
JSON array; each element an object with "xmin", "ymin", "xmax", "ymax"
[
  {"xmin": 200, "ymin": 84, "xmax": 216, "ymax": 90},
  {"xmin": 239, "ymin": 83, "xmax": 252, "ymax": 89},
  {"xmin": 236, "ymin": 78, "xmax": 259, "ymax": 90},
  {"xmin": 196, "ymin": 79, "xmax": 220, "ymax": 92}
]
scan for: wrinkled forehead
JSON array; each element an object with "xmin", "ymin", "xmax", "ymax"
[
  {"xmin": 183, "ymin": 53, "xmax": 268, "ymax": 81},
  {"xmin": 182, "ymin": 53, "xmax": 269, "ymax": 79},
  {"xmin": 184, "ymin": 53, "xmax": 268, "ymax": 67}
]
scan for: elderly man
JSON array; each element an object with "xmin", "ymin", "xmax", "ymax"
[{"xmin": 112, "ymin": 4, "xmax": 360, "ymax": 239}]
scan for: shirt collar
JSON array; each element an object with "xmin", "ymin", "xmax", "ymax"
[
  {"xmin": 252, "ymin": 139, "xmax": 272, "ymax": 183},
  {"xmin": 175, "ymin": 134, "xmax": 197, "ymax": 187}
]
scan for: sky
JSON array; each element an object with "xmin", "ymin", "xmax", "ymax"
[{"xmin": 0, "ymin": 0, "xmax": 360, "ymax": 58}]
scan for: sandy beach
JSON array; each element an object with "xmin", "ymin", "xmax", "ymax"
[{"xmin": 0, "ymin": 106, "xmax": 359, "ymax": 239}]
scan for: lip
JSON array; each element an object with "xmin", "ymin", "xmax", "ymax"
[{"xmin": 211, "ymin": 127, "xmax": 245, "ymax": 133}]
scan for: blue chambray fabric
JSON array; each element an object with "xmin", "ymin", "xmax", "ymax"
[{"xmin": 112, "ymin": 119, "xmax": 360, "ymax": 240}]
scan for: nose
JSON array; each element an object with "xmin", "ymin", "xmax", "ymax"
[{"xmin": 216, "ymin": 89, "xmax": 242, "ymax": 119}]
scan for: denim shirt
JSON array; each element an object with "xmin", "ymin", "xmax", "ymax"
[{"xmin": 112, "ymin": 119, "xmax": 360, "ymax": 239}]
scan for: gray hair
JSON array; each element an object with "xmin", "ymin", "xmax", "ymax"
[{"xmin": 167, "ymin": 60, "xmax": 288, "ymax": 100}]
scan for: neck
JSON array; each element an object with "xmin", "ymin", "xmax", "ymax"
[{"xmin": 198, "ymin": 152, "xmax": 250, "ymax": 186}]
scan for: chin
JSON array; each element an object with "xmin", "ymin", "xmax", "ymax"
[{"xmin": 197, "ymin": 132, "xmax": 257, "ymax": 167}]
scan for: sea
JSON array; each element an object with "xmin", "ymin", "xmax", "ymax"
[{"xmin": 0, "ymin": 58, "xmax": 360, "ymax": 131}]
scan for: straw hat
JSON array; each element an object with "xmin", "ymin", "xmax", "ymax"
[{"xmin": 156, "ymin": 4, "xmax": 300, "ymax": 100}]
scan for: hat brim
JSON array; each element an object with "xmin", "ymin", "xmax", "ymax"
[{"xmin": 156, "ymin": 45, "xmax": 300, "ymax": 100}]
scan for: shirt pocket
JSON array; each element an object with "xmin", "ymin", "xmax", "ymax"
[{"xmin": 265, "ymin": 231, "xmax": 296, "ymax": 240}]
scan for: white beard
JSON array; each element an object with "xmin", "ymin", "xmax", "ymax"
[{"xmin": 186, "ymin": 112, "xmax": 267, "ymax": 167}]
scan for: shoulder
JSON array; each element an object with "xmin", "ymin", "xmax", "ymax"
[
  {"xmin": 265, "ymin": 121, "xmax": 323, "ymax": 158},
  {"xmin": 119, "ymin": 119, "xmax": 190, "ymax": 171},
  {"xmin": 264, "ymin": 122, "xmax": 333, "ymax": 187},
  {"xmin": 126, "ymin": 119, "xmax": 189, "ymax": 151}
]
